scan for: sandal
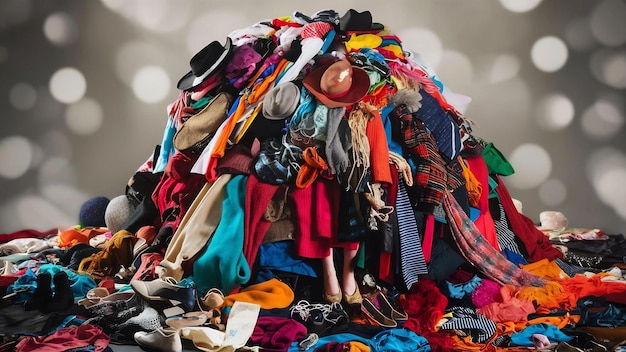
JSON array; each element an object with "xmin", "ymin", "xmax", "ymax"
[
  {"xmin": 165, "ymin": 311, "xmax": 208, "ymax": 329},
  {"xmin": 200, "ymin": 288, "xmax": 224, "ymax": 310}
]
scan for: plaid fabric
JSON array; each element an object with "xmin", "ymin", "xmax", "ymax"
[
  {"xmin": 391, "ymin": 104, "xmax": 447, "ymax": 212},
  {"xmin": 442, "ymin": 191, "xmax": 546, "ymax": 288}
]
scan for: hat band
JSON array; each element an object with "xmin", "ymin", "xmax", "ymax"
[
  {"xmin": 323, "ymin": 88, "xmax": 351, "ymax": 99},
  {"xmin": 191, "ymin": 46, "xmax": 231, "ymax": 87}
]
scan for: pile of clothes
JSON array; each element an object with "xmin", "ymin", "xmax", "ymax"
[{"xmin": 1, "ymin": 8, "xmax": 626, "ymax": 352}]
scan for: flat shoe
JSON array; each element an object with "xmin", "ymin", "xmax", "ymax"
[{"xmin": 134, "ymin": 327, "xmax": 182, "ymax": 352}]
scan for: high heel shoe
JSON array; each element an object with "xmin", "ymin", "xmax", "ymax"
[
  {"xmin": 323, "ymin": 291, "xmax": 342, "ymax": 304},
  {"xmin": 342, "ymin": 286, "xmax": 362, "ymax": 305}
]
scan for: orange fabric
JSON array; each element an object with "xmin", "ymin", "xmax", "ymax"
[
  {"xmin": 514, "ymin": 280, "xmax": 564, "ymax": 312},
  {"xmin": 559, "ymin": 274, "xmax": 626, "ymax": 310},
  {"xmin": 458, "ymin": 156, "xmax": 482, "ymax": 208},
  {"xmin": 295, "ymin": 147, "xmax": 329, "ymax": 189},
  {"xmin": 520, "ymin": 258, "xmax": 569, "ymax": 281},
  {"xmin": 58, "ymin": 227, "xmax": 109, "ymax": 248},
  {"xmin": 222, "ymin": 278, "xmax": 294, "ymax": 310},
  {"xmin": 527, "ymin": 313, "xmax": 580, "ymax": 329},
  {"xmin": 366, "ymin": 109, "xmax": 392, "ymax": 185},
  {"xmin": 209, "ymin": 59, "xmax": 291, "ymax": 181}
]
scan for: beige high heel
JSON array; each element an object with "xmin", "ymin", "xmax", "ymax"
[
  {"xmin": 342, "ymin": 286, "xmax": 363, "ymax": 305},
  {"xmin": 323, "ymin": 291, "xmax": 342, "ymax": 304}
]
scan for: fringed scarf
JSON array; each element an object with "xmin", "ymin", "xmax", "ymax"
[
  {"xmin": 442, "ymin": 191, "xmax": 546, "ymax": 288},
  {"xmin": 347, "ymin": 102, "xmax": 372, "ymax": 190}
]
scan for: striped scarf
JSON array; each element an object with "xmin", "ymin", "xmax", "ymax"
[{"xmin": 443, "ymin": 191, "xmax": 546, "ymax": 288}]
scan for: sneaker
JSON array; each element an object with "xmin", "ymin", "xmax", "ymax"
[
  {"xmin": 290, "ymin": 300, "xmax": 348, "ymax": 336},
  {"xmin": 298, "ymin": 332, "xmax": 319, "ymax": 351}
]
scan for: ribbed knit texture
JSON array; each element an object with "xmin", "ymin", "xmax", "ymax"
[{"xmin": 366, "ymin": 109, "xmax": 392, "ymax": 185}]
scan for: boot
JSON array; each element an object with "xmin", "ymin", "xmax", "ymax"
[
  {"xmin": 24, "ymin": 272, "xmax": 52, "ymax": 312},
  {"xmin": 46, "ymin": 271, "xmax": 75, "ymax": 313}
]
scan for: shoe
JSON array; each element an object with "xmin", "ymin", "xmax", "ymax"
[
  {"xmin": 366, "ymin": 291, "xmax": 408, "ymax": 321},
  {"xmin": 134, "ymin": 327, "xmax": 182, "ymax": 352},
  {"xmin": 298, "ymin": 332, "xmax": 319, "ymax": 351},
  {"xmin": 290, "ymin": 300, "xmax": 349, "ymax": 336},
  {"xmin": 361, "ymin": 298, "xmax": 397, "ymax": 328},
  {"xmin": 200, "ymin": 288, "xmax": 224, "ymax": 309},
  {"xmin": 24, "ymin": 272, "xmax": 52, "ymax": 312},
  {"xmin": 130, "ymin": 277, "xmax": 196, "ymax": 314},
  {"xmin": 322, "ymin": 291, "xmax": 342, "ymax": 304},
  {"xmin": 86, "ymin": 291, "xmax": 144, "ymax": 322},
  {"xmin": 165, "ymin": 311, "xmax": 208, "ymax": 329},
  {"xmin": 342, "ymin": 286, "xmax": 362, "ymax": 305},
  {"xmin": 77, "ymin": 287, "xmax": 110, "ymax": 308},
  {"xmin": 555, "ymin": 342, "xmax": 584, "ymax": 352},
  {"xmin": 46, "ymin": 271, "xmax": 75, "ymax": 313}
]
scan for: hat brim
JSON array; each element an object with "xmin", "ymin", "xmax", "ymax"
[
  {"xmin": 303, "ymin": 61, "xmax": 370, "ymax": 108},
  {"xmin": 177, "ymin": 38, "xmax": 234, "ymax": 91},
  {"xmin": 173, "ymin": 92, "xmax": 233, "ymax": 151}
]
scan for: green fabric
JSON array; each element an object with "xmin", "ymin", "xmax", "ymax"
[
  {"xmin": 482, "ymin": 142, "xmax": 515, "ymax": 176},
  {"xmin": 488, "ymin": 176, "xmax": 500, "ymax": 200}
]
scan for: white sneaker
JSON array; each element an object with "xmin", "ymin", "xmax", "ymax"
[{"xmin": 134, "ymin": 327, "xmax": 182, "ymax": 352}]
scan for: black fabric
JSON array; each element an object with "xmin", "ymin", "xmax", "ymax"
[{"xmin": 120, "ymin": 195, "xmax": 160, "ymax": 234}]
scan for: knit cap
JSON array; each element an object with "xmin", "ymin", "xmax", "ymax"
[
  {"xmin": 79, "ymin": 196, "xmax": 110, "ymax": 228},
  {"xmin": 105, "ymin": 195, "xmax": 136, "ymax": 234}
]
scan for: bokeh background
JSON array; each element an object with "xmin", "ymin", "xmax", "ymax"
[{"xmin": 1, "ymin": 0, "xmax": 625, "ymax": 235}]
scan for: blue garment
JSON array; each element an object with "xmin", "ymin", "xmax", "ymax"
[
  {"xmin": 192, "ymin": 175, "xmax": 251, "ymax": 294},
  {"xmin": 415, "ymin": 88, "xmax": 462, "ymax": 161},
  {"xmin": 38, "ymin": 264, "xmax": 97, "ymax": 300},
  {"xmin": 255, "ymin": 241, "xmax": 318, "ymax": 279},
  {"xmin": 372, "ymin": 328, "xmax": 431, "ymax": 352},
  {"xmin": 288, "ymin": 332, "xmax": 374, "ymax": 352},
  {"xmin": 154, "ymin": 117, "xmax": 177, "ymax": 173},
  {"xmin": 510, "ymin": 323, "xmax": 572, "ymax": 347},
  {"xmin": 380, "ymin": 105, "xmax": 404, "ymax": 156}
]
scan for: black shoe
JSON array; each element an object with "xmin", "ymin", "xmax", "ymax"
[
  {"xmin": 46, "ymin": 271, "xmax": 75, "ymax": 313},
  {"xmin": 24, "ymin": 272, "xmax": 52, "ymax": 311}
]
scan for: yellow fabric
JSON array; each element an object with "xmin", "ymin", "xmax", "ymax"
[
  {"xmin": 344, "ymin": 34, "xmax": 383, "ymax": 52},
  {"xmin": 346, "ymin": 341, "xmax": 370, "ymax": 352},
  {"xmin": 381, "ymin": 44, "xmax": 403, "ymax": 57}
]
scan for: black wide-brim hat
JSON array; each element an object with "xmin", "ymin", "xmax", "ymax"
[
  {"xmin": 177, "ymin": 37, "xmax": 234, "ymax": 91},
  {"xmin": 338, "ymin": 9, "xmax": 384, "ymax": 34}
]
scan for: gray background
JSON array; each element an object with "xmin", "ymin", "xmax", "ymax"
[{"xmin": 1, "ymin": 0, "xmax": 625, "ymax": 235}]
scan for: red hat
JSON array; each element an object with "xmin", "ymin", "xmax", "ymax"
[{"xmin": 303, "ymin": 59, "xmax": 370, "ymax": 108}]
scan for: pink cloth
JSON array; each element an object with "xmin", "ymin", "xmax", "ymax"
[
  {"xmin": 477, "ymin": 286, "xmax": 536, "ymax": 323},
  {"xmin": 15, "ymin": 324, "xmax": 110, "ymax": 352}
]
